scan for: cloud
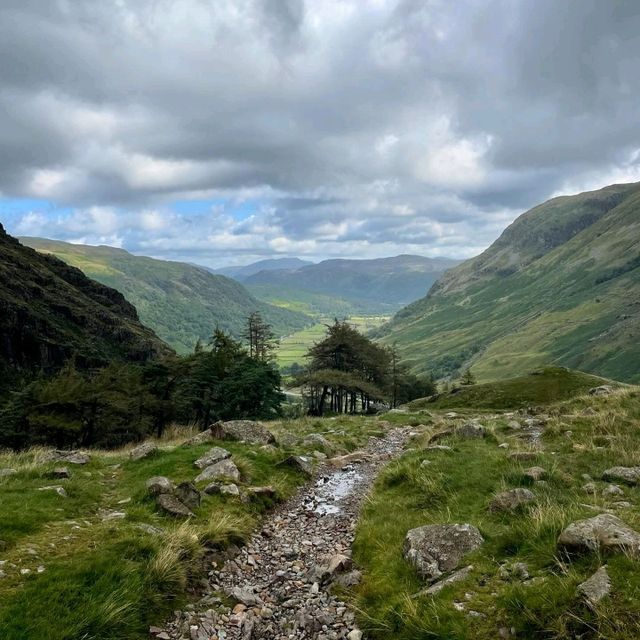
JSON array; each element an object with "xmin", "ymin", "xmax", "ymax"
[{"xmin": 1, "ymin": 0, "xmax": 640, "ymax": 265}]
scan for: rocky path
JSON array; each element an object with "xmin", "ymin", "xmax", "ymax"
[{"xmin": 158, "ymin": 426, "xmax": 412, "ymax": 640}]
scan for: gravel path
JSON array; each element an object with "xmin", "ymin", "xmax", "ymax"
[{"xmin": 157, "ymin": 426, "xmax": 411, "ymax": 640}]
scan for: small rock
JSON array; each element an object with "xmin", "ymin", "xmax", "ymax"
[
  {"xmin": 229, "ymin": 586, "xmax": 263, "ymax": 607},
  {"xmin": 49, "ymin": 467, "xmax": 70, "ymax": 479},
  {"xmin": 589, "ymin": 385, "xmax": 613, "ymax": 396},
  {"xmin": 146, "ymin": 476, "xmax": 174, "ymax": 496},
  {"xmin": 508, "ymin": 452, "xmax": 539, "ymax": 462},
  {"xmin": 602, "ymin": 484, "xmax": 624, "ymax": 498},
  {"xmin": 498, "ymin": 443, "xmax": 509, "ymax": 449},
  {"xmin": 182, "ymin": 429, "xmax": 215, "ymax": 447},
  {"xmin": 347, "ymin": 630, "xmax": 363, "ymax": 640},
  {"xmin": 454, "ymin": 423, "xmax": 486, "ymax": 439},
  {"xmin": 421, "ymin": 565, "xmax": 474, "ymax": 595},
  {"xmin": 0, "ymin": 468, "xmax": 17, "ymax": 477},
  {"xmin": 523, "ymin": 466, "xmax": 546, "ymax": 482},
  {"xmin": 195, "ymin": 459, "xmax": 241, "ymax": 483},
  {"xmin": 175, "ymin": 482, "xmax": 202, "ymax": 509},
  {"xmin": 303, "ymin": 433, "xmax": 332, "ymax": 450},
  {"xmin": 37, "ymin": 485, "xmax": 67, "ymax": 497},
  {"xmin": 582, "ymin": 482, "xmax": 597, "ymax": 495},
  {"xmin": 194, "ymin": 447, "xmax": 232, "ymax": 469},
  {"xmin": 129, "ymin": 442, "xmax": 158, "ymax": 461},
  {"xmin": 156, "ymin": 494, "xmax": 194, "ymax": 518},
  {"xmin": 426, "ymin": 445, "xmax": 452, "ymax": 452},
  {"xmin": 489, "ymin": 488, "xmax": 536, "ymax": 513},
  {"xmin": 578, "ymin": 566, "xmax": 611, "ymax": 606},
  {"xmin": 498, "ymin": 562, "xmax": 530, "ymax": 581},
  {"xmin": 277, "ymin": 455, "xmax": 313, "ymax": 477}
]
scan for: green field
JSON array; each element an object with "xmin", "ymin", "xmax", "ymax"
[{"xmin": 276, "ymin": 315, "xmax": 390, "ymax": 369}]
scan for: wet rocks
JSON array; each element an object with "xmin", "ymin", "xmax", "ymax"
[
  {"xmin": 403, "ymin": 523, "xmax": 484, "ymax": 582},
  {"xmin": 194, "ymin": 447, "xmax": 231, "ymax": 469},
  {"xmin": 558, "ymin": 513, "xmax": 640, "ymax": 556},
  {"xmin": 277, "ymin": 455, "xmax": 313, "ymax": 476},
  {"xmin": 146, "ymin": 476, "xmax": 174, "ymax": 496},
  {"xmin": 602, "ymin": 466, "xmax": 640, "ymax": 486},
  {"xmin": 489, "ymin": 488, "xmax": 536, "ymax": 513},
  {"xmin": 129, "ymin": 442, "xmax": 158, "ymax": 461},
  {"xmin": 210, "ymin": 420, "xmax": 276, "ymax": 445},
  {"xmin": 578, "ymin": 566, "xmax": 611, "ymax": 606},
  {"xmin": 194, "ymin": 459, "xmax": 241, "ymax": 483}
]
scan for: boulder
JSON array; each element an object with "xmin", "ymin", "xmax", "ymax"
[
  {"xmin": 45, "ymin": 450, "xmax": 90, "ymax": 465},
  {"xmin": 454, "ymin": 423, "xmax": 486, "ymax": 439},
  {"xmin": 277, "ymin": 455, "xmax": 313, "ymax": 476},
  {"xmin": 303, "ymin": 433, "xmax": 332, "ymax": 450},
  {"xmin": 403, "ymin": 523, "xmax": 484, "ymax": 582},
  {"xmin": 489, "ymin": 488, "xmax": 536, "ymax": 513},
  {"xmin": 602, "ymin": 466, "xmax": 640, "ymax": 486},
  {"xmin": 146, "ymin": 476, "xmax": 174, "ymax": 496},
  {"xmin": 182, "ymin": 429, "xmax": 215, "ymax": 447},
  {"xmin": 48, "ymin": 467, "xmax": 70, "ymax": 479},
  {"xmin": 156, "ymin": 494, "xmax": 194, "ymax": 518},
  {"xmin": 327, "ymin": 451, "xmax": 373, "ymax": 468},
  {"xmin": 589, "ymin": 385, "xmax": 613, "ymax": 396},
  {"xmin": 194, "ymin": 447, "xmax": 231, "ymax": 469},
  {"xmin": 245, "ymin": 486, "xmax": 277, "ymax": 500},
  {"xmin": 578, "ymin": 566, "xmax": 611, "ymax": 606},
  {"xmin": 204, "ymin": 482, "xmax": 240, "ymax": 497},
  {"xmin": 558, "ymin": 513, "xmax": 640, "ymax": 556},
  {"xmin": 602, "ymin": 484, "xmax": 624, "ymax": 498},
  {"xmin": 229, "ymin": 586, "xmax": 263, "ymax": 607},
  {"xmin": 174, "ymin": 482, "xmax": 201, "ymax": 509},
  {"xmin": 129, "ymin": 442, "xmax": 158, "ymax": 461},
  {"xmin": 507, "ymin": 421, "xmax": 521, "ymax": 430},
  {"xmin": 194, "ymin": 459, "xmax": 241, "ymax": 483},
  {"xmin": 421, "ymin": 565, "xmax": 474, "ymax": 595},
  {"xmin": 523, "ymin": 466, "xmax": 547, "ymax": 481},
  {"xmin": 210, "ymin": 420, "xmax": 275, "ymax": 444},
  {"xmin": 308, "ymin": 553, "xmax": 353, "ymax": 584}
]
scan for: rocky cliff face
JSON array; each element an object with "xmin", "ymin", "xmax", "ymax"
[{"xmin": 0, "ymin": 224, "xmax": 171, "ymax": 391}]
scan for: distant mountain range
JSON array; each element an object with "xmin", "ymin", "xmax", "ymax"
[
  {"xmin": 378, "ymin": 182, "xmax": 640, "ymax": 383},
  {"xmin": 223, "ymin": 254, "xmax": 461, "ymax": 315},
  {"xmin": 214, "ymin": 257, "xmax": 314, "ymax": 280},
  {"xmin": 21, "ymin": 239, "xmax": 311, "ymax": 354},
  {"xmin": 0, "ymin": 226, "xmax": 169, "ymax": 399}
]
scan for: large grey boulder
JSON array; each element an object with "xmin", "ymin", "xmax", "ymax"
[
  {"xmin": 129, "ymin": 442, "xmax": 158, "ymax": 461},
  {"xmin": 146, "ymin": 476, "xmax": 174, "ymax": 496},
  {"xmin": 558, "ymin": 514, "xmax": 640, "ymax": 556},
  {"xmin": 403, "ymin": 524, "xmax": 484, "ymax": 582},
  {"xmin": 489, "ymin": 488, "xmax": 536, "ymax": 513},
  {"xmin": 210, "ymin": 420, "xmax": 275, "ymax": 444},
  {"xmin": 277, "ymin": 455, "xmax": 313, "ymax": 476},
  {"xmin": 303, "ymin": 433, "xmax": 332, "ymax": 450},
  {"xmin": 44, "ymin": 450, "xmax": 91, "ymax": 465},
  {"xmin": 156, "ymin": 494, "xmax": 194, "ymax": 518},
  {"xmin": 578, "ymin": 566, "xmax": 611, "ymax": 606},
  {"xmin": 455, "ymin": 423, "xmax": 486, "ymax": 439},
  {"xmin": 194, "ymin": 459, "xmax": 241, "ymax": 483},
  {"xmin": 194, "ymin": 447, "xmax": 231, "ymax": 469},
  {"xmin": 602, "ymin": 466, "xmax": 640, "ymax": 486}
]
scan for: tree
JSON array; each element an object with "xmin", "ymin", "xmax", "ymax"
[
  {"xmin": 244, "ymin": 312, "xmax": 277, "ymax": 362},
  {"xmin": 460, "ymin": 367, "xmax": 476, "ymax": 385}
]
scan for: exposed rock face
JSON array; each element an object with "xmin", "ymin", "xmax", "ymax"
[
  {"xmin": 129, "ymin": 442, "xmax": 158, "ymax": 461},
  {"xmin": 277, "ymin": 455, "xmax": 313, "ymax": 477},
  {"xmin": 0, "ymin": 224, "xmax": 170, "ymax": 396},
  {"xmin": 558, "ymin": 514, "xmax": 640, "ymax": 556},
  {"xmin": 403, "ymin": 523, "xmax": 484, "ymax": 582},
  {"xmin": 146, "ymin": 476, "xmax": 174, "ymax": 496},
  {"xmin": 156, "ymin": 494, "xmax": 195, "ymax": 518},
  {"xmin": 194, "ymin": 459, "xmax": 241, "ymax": 483},
  {"xmin": 210, "ymin": 420, "xmax": 275, "ymax": 444},
  {"xmin": 194, "ymin": 447, "xmax": 231, "ymax": 469},
  {"xmin": 489, "ymin": 488, "xmax": 536, "ymax": 513},
  {"xmin": 602, "ymin": 466, "xmax": 640, "ymax": 485},
  {"xmin": 578, "ymin": 566, "xmax": 611, "ymax": 606}
]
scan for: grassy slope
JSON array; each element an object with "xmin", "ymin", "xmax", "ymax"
[
  {"xmin": 378, "ymin": 183, "xmax": 640, "ymax": 383},
  {"xmin": 0, "ymin": 417, "xmax": 387, "ymax": 640},
  {"xmin": 354, "ymin": 386, "xmax": 640, "ymax": 639},
  {"xmin": 409, "ymin": 367, "xmax": 620, "ymax": 411},
  {"xmin": 21, "ymin": 239, "xmax": 311, "ymax": 354}
]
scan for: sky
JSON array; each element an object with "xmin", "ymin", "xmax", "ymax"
[{"xmin": 1, "ymin": 0, "xmax": 640, "ymax": 268}]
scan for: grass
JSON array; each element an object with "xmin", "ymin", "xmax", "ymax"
[
  {"xmin": 0, "ymin": 415, "xmax": 390, "ymax": 640},
  {"xmin": 351, "ymin": 386, "xmax": 640, "ymax": 639},
  {"xmin": 408, "ymin": 366, "xmax": 622, "ymax": 411}
]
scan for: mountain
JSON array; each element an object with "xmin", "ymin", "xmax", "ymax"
[
  {"xmin": 378, "ymin": 182, "xmax": 640, "ymax": 383},
  {"xmin": 215, "ymin": 257, "xmax": 314, "ymax": 280},
  {"xmin": 243, "ymin": 255, "xmax": 461, "ymax": 312},
  {"xmin": 21, "ymin": 239, "xmax": 311, "ymax": 355},
  {"xmin": 0, "ymin": 225, "xmax": 169, "ymax": 398}
]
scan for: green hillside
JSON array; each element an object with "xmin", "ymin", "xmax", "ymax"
[
  {"xmin": 0, "ymin": 226, "xmax": 169, "ymax": 400},
  {"xmin": 378, "ymin": 182, "xmax": 640, "ymax": 383},
  {"xmin": 21, "ymin": 239, "xmax": 311, "ymax": 354}
]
